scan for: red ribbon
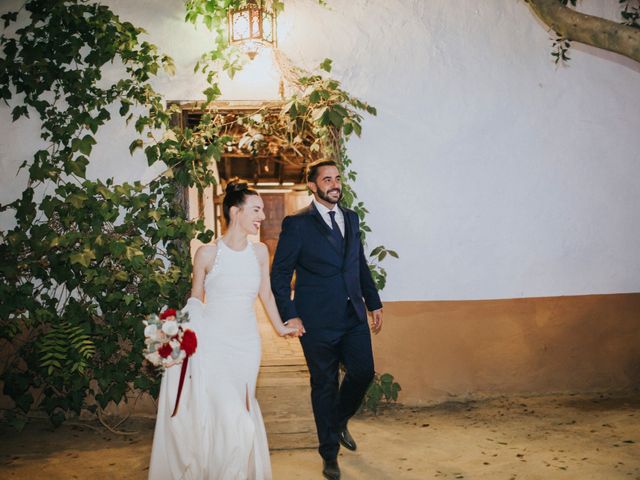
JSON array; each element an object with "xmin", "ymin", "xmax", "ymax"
[{"xmin": 171, "ymin": 356, "xmax": 189, "ymax": 417}]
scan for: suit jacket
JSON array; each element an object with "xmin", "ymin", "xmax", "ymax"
[{"xmin": 271, "ymin": 202, "xmax": 382, "ymax": 331}]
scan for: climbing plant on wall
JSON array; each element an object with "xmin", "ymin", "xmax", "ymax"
[
  {"xmin": 0, "ymin": 0, "xmax": 397, "ymax": 430},
  {"xmin": 0, "ymin": 0, "xmax": 217, "ymax": 430},
  {"xmin": 185, "ymin": 0, "xmax": 398, "ymax": 288}
]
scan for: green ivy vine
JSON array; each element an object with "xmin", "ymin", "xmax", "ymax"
[
  {"xmin": 0, "ymin": 0, "xmax": 397, "ymax": 430},
  {"xmin": 0, "ymin": 0, "xmax": 214, "ymax": 430},
  {"xmin": 182, "ymin": 0, "xmax": 399, "ymax": 287}
]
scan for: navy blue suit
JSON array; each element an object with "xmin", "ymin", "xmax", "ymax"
[{"xmin": 271, "ymin": 201, "xmax": 382, "ymax": 460}]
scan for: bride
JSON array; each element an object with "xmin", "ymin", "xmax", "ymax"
[{"xmin": 148, "ymin": 180, "xmax": 302, "ymax": 480}]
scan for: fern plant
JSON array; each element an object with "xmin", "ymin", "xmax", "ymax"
[{"xmin": 38, "ymin": 322, "xmax": 96, "ymax": 376}]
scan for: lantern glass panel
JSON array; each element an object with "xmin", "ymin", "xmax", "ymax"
[
  {"xmin": 263, "ymin": 12, "xmax": 273, "ymax": 43},
  {"xmin": 233, "ymin": 10, "xmax": 250, "ymax": 41},
  {"xmin": 250, "ymin": 10, "xmax": 260, "ymax": 39}
]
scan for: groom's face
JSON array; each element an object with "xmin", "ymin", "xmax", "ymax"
[{"xmin": 308, "ymin": 165, "xmax": 342, "ymax": 206}]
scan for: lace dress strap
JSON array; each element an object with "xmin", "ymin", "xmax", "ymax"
[{"xmin": 205, "ymin": 241, "xmax": 222, "ymax": 276}]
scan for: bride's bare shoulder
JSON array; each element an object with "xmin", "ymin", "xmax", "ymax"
[
  {"xmin": 193, "ymin": 242, "xmax": 218, "ymax": 267},
  {"xmin": 253, "ymin": 242, "xmax": 269, "ymax": 262}
]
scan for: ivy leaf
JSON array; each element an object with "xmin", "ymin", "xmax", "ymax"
[
  {"xmin": 79, "ymin": 135, "xmax": 96, "ymax": 155},
  {"xmin": 144, "ymin": 145, "xmax": 158, "ymax": 165},
  {"xmin": 390, "ymin": 384, "xmax": 399, "ymax": 401},
  {"xmin": 320, "ymin": 58, "xmax": 332, "ymax": 72},
  {"xmin": 327, "ymin": 110, "xmax": 343, "ymax": 128},
  {"xmin": 163, "ymin": 56, "xmax": 176, "ymax": 76},
  {"xmin": 69, "ymin": 249, "xmax": 96, "ymax": 268},
  {"xmin": 125, "ymin": 246, "xmax": 143, "ymax": 260},
  {"xmin": 312, "ymin": 106, "xmax": 328, "ymax": 122},
  {"xmin": 129, "ymin": 139, "xmax": 143, "ymax": 154},
  {"xmin": 119, "ymin": 100, "xmax": 131, "ymax": 116},
  {"xmin": 113, "ymin": 271, "xmax": 128, "ymax": 282},
  {"xmin": 1, "ymin": 11, "xmax": 18, "ymax": 28},
  {"xmin": 11, "ymin": 105, "xmax": 29, "ymax": 121},
  {"xmin": 205, "ymin": 142, "xmax": 220, "ymax": 161},
  {"xmin": 66, "ymin": 155, "xmax": 89, "ymax": 178},
  {"xmin": 0, "ymin": 85, "xmax": 12, "ymax": 102},
  {"xmin": 67, "ymin": 193, "xmax": 88, "ymax": 209},
  {"xmin": 204, "ymin": 85, "xmax": 221, "ymax": 104}
]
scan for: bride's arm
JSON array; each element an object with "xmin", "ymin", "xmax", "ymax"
[
  {"xmin": 190, "ymin": 244, "xmax": 217, "ymax": 302},
  {"xmin": 255, "ymin": 243, "xmax": 303, "ymax": 337}
]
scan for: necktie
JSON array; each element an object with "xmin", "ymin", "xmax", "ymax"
[{"xmin": 328, "ymin": 210, "xmax": 344, "ymax": 249}]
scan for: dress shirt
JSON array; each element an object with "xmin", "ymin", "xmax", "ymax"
[{"xmin": 312, "ymin": 198, "xmax": 345, "ymax": 237}]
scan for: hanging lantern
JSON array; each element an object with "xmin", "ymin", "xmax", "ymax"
[{"xmin": 228, "ymin": 0, "xmax": 277, "ymax": 60}]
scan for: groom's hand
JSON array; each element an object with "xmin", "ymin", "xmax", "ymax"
[
  {"xmin": 284, "ymin": 317, "xmax": 306, "ymax": 336},
  {"xmin": 369, "ymin": 308, "xmax": 383, "ymax": 334}
]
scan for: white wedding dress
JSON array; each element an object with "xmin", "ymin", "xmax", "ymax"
[{"xmin": 148, "ymin": 240, "xmax": 272, "ymax": 480}]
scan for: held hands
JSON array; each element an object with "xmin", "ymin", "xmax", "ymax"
[
  {"xmin": 281, "ymin": 317, "xmax": 305, "ymax": 338},
  {"xmin": 279, "ymin": 325, "xmax": 303, "ymax": 337},
  {"xmin": 369, "ymin": 308, "xmax": 383, "ymax": 334}
]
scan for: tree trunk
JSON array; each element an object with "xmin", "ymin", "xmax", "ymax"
[{"xmin": 526, "ymin": 0, "xmax": 640, "ymax": 64}]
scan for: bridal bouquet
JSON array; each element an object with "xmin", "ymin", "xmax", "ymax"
[{"xmin": 143, "ymin": 308, "xmax": 198, "ymax": 369}]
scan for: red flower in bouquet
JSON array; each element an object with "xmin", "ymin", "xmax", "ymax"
[
  {"xmin": 180, "ymin": 329, "xmax": 197, "ymax": 356},
  {"xmin": 160, "ymin": 308, "xmax": 177, "ymax": 320},
  {"xmin": 142, "ymin": 306, "xmax": 197, "ymax": 418},
  {"xmin": 158, "ymin": 343, "xmax": 173, "ymax": 358}
]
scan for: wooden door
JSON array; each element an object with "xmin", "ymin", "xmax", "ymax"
[{"xmin": 259, "ymin": 193, "xmax": 285, "ymax": 265}]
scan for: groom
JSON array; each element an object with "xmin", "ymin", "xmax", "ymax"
[{"xmin": 271, "ymin": 159, "xmax": 383, "ymax": 480}]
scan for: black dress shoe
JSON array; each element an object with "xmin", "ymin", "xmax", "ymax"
[
  {"xmin": 322, "ymin": 459, "xmax": 341, "ymax": 480},
  {"xmin": 339, "ymin": 426, "xmax": 357, "ymax": 451}
]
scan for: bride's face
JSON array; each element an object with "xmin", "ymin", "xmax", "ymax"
[{"xmin": 236, "ymin": 194, "xmax": 265, "ymax": 235}]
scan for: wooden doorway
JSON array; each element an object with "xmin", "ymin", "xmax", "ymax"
[{"xmin": 259, "ymin": 193, "xmax": 285, "ymax": 265}]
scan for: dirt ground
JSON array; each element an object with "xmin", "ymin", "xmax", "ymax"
[{"xmin": 1, "ymin": 392, "xmax": 639, "ymax": 480}]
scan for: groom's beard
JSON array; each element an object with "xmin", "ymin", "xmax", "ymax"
[{"xmin": 317, "ymin": 186, "xmax": 342, "ymax": 205}]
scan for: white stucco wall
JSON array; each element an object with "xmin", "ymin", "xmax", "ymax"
[{"xmin": 1, "ymin": 0, "xmax": 639, "ymax": 301}]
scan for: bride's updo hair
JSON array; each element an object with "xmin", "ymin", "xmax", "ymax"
[{"xmin": 222, "ymin": 178, "xmax": 259, "ymax": 224}]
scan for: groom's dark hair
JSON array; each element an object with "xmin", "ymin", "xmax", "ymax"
[{"xmin": 306, "ymin": 159, "xmax": 338, "ymax": 183}]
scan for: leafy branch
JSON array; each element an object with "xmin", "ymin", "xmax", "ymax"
[
  {"xmin": 0, "ymin": 0, "xmax": 212, "ymax": 430},
  {"xmin": 525, "ymin": 0, "xmax": 640, "ymax": 65}
]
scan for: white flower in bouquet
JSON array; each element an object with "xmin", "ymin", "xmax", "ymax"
[
  {"xmin": 144, "ymin": 324, "xmax": 158, "ymax": 338},
  {"xmin": 162, "ymin": 320, "xmax": 179, "ymax": 336},
  {"xmin": 145, "ymin": 351, "xmax": 161, "ymax": 365},
  {"xmin": 142, "ymin": 307, "xmax": 194, "ymax": 372}
]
